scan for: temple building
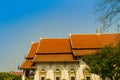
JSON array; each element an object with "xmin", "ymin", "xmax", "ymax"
[{"xmin": 19, "ymin": 33, "xmax": 119, "ymax": 80}]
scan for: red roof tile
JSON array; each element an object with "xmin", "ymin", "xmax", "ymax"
[
  {"xmin": 33, "ymin": 54, "xmax": 77, "ymax": 62},
  {"xmin": 10, "ymin": 71, "xmax": 23, "ymax": 76},
  {"xmin": 73, "ymin": 49, "xmax": 96, "ymax": 56},
  {"xmin": 36, "ymin": 38, "xmax": 72, "ymax": 53},
  {"xmin": 98, "ymin": 34, "xmax": 119, "ymax": 46},
  {"xmin": 19, "ymin": 60, "xmax": 35, "ymax": 69},
  {"xmin": 26, "ymin": 42, "xmax": 38, "ymax": 59},
  {"xmin": 70, "ymin": 33, "xmax": 119, "ymax": 49},
  {"xmin": 20, "ymin": 33, "xmax": 119, "ymax": 68}
]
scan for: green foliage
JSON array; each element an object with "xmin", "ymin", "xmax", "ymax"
[
  {"xmin": 0, "ymin": 72, "xmax": 21, "ymax": 80},
  {"xmin": 81, "ymin": 44, "xmax": 120, "ymax": 79}
]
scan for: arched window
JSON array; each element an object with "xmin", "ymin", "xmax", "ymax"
[
  {"xmin": 54, "ymin": 69, "xmax": 61, "ymax": 80},
  {"xmin": 83, "ymin": 67, "xmax": 91, "ymax": 80},
  {"xmin": 69, "ymin": 68, "xmax": 76, "ymax": 80},
  {"xmin": 39, "ymin": 69, "xmax": 46, "ymax": 80}
]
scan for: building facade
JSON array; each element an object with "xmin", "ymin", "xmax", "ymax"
[{"xmin": 19, "ymin": 33, "xmax": 119, "ymax": 80}]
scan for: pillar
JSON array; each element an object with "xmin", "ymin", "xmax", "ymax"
[
  {"xmin": 34, "ymin": 69, "xmax": 39, "ymax": 80},
  {"xmin": 22, "ymin": 70, "xmax": 26, "ymax": 80}
]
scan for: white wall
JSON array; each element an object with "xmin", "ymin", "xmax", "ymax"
[{"xmin": 34, "ymin": 61, "xmax": 100, "ymax": 80}]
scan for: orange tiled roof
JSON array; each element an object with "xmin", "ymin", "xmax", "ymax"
[
  {"xmin": 19, "ymin": 60, "xmax": 35, "ymax": 69},
  {"xmin": 19, "ymin": 33, "xmax": 119, "ymax": 69},
  {"xmin": 26, "ymin": 42, "xmax": 38, "ymax": 59},
  {"xmin": 70, "ymin": 33, "xmax": 119, "ymax": 49},
  {"xmin": 73, "ymin": 49, "xmax": 96, "ymax": 56},
  {"xmin": 70, "ymin": 33, "xmax": 119, "ymax": 56},
  {"xmin": 36, "ymin": 38, "xmax": 72, "ymax": 53},
  {"xmin": 9, "ymin": 71, "xmax": 23, "ymax": 76},
  {"xmin": 33, "ymin": 54, "xmax": 78, "ymax": 62},
  {"xmin": 98, "ymin": 34, "xmax": 119, "ymax": 46}
]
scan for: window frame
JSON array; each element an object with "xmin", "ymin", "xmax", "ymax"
[
  {"xmin": 69, "ymin": 68, "xmax": 76, "ymax": 80},
  {"xmin": 54, "ymin": 69, "xmax": 61, "ymax": 80},
  {"xmin": 39, "ymin": 69, "xmax": 46, "ymax": 80}
]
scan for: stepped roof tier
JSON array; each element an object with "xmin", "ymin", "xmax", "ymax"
[
  {"xmin": 36, "ymin": 38, "xmax": 72, "ymax": 54},
  {"xmin": 19, "ymin": 33, "xmax": 119, "ymax": 70},
  {"xmin": 19, "ymin": 42, "xmax": 38, "ymax": 69},
  {"xmin": 70, "ymin": 33, "xmax": 119, "ymax": 56}
]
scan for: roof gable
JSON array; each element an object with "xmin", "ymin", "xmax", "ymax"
[
  {"xmin": 36, "ymin": 38, "xmax": 72, "ymax": 53},
  {"xmin": 26, "ymin": 42, "xmax": 38, "ymax": 59}
]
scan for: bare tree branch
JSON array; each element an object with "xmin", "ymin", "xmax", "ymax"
[{"xmin": 96, "ymin": 0, "xmax": 120, "ymax": 32}]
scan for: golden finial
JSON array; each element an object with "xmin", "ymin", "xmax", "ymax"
[
  {"xmin": 96, "ymin": 28, "xmax": 99, "ymax": 33},
  {"xmin": 96, "ymin": 27, "xmax": 100, "ymax": 35}
]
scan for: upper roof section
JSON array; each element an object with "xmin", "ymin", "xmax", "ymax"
[
  {"xmin": 70, "ymin": 33, "xmax": 119, "ymax": 49},
  {"xmin": 36, "ymin": 38, "xmax": 72, "ymax": 54},
  {"xmin": 26, "ymin": 42, "xmax": 38, "ymax": 59}
]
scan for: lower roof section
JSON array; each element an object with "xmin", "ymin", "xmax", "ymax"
[
  {"xmin": 19, "ymin": 59, "xmax": 35, "ymax": 69},
  {"xmin": 73, "ymin": 49, "xmax": 96, "ymax": 56},
  {"xmin": 33, "ymin": 54, "xmax": 78, "ymax": 62}
]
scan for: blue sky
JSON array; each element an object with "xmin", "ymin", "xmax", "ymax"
[{"xmin": 0, "ymin": 0, "xmax": 103, "ymax": 72}]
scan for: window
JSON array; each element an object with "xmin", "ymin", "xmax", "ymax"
[
  {"xmin": 83, "ymin": 67, "xmax": 91, "ymax": 80},
  {"xmin": 41, "ymin": 77, "xmax": 45, "ymax": 80},
  {"xmin": 71, "ymin": 76, "xmax": 75, "ymax": 80},
  {"xmin": 39, "ymin": 69, "xmax": 46, "ymax": 80},
  {"xmin": 56, "ymin": 77, "xmax": 60, "ymax": 80},
  {"xmin": 54, "ymin": 69, "xmax": 61, "ymax": 80},
  {"xmin": 86, "ymin": 76, "xmax": 90, "ymax": 80},
  {"xmin": 83, "ymin": 67, "xmax": 90, "ymax": 74},
  {"xmin": 69, "ymin": 68, "xmax": 76, "ymax": 80}
]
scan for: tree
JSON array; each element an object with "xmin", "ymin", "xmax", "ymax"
[
  {"xmin": 0, "ymin": 72, "xmax": 21, "ymax": 80},
  {"xmin": 96, "ymin": 0, "xmax": 120, "ymax": 32},
  {"xmin": 81, "ymin": 44, "xmax": 120, "ymax": 80}
]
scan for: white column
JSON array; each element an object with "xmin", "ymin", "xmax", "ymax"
[
  {"xmin": 76, "ymin": 68, "xmax": 80, "ymax": 80},
  {"xmin": 47, "ymin": 69, "xmax": 51, "ymax": 79},
  {"xmin": 62, "ymin": 69, "xmax": 69, "ymax": 80},
  {"xmin": 35, "ymin": 69, "xmax": 39, "ymax": 80},
  {"xmin": 22, "ymin": 70, "xmax": 26, "ymax": 80}
]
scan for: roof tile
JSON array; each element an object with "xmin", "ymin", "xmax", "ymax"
[
  {"xmin": 26, "ymin": 42, "xmax": 38, "ymax": 59},
  {"xmin": 33, "ymin": 54, "xmax": 77, "ymax": 62},
  {"xmin": 19, "ymin": 60, "xmax": 35, "ymax": 69},
  {"xmin": 73, "ymin": 50, "xmax": 96, "ymax": 56},
  {"xmin": 36, "ymin": 38, "xmax": 72, "ymax": 53},
  {"xmin": 70, "ymin": 34, "xmax": 119, "ymax": 49}
]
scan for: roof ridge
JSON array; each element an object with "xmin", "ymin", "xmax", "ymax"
[
  {"xmin": 40, "ymin": 38, "xmax": 69, "ymax": 39},
  {"xmin": 70, "ymin": 32, "xmax": 120, "ymax": 36}
]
